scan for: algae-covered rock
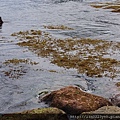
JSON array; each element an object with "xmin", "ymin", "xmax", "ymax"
[
  {"xmin": 1, "ymin": 107, "xmax": 69, "ymax": 120},
  {"xmin": 41, "ymin": 86, "xmax": 112, "ymax": 115}
]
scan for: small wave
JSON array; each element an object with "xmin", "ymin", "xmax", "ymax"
[
  {"xmin": 96, "ymin": 20, "xmax": 120, "ymax": 26},
  {"xmin": 52, "ymin": 0, "xmax": 83, "ymax": 4}
]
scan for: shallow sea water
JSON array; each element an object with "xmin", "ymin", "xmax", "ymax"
[{"xmin": 0, "ymin": 0, "xmax": 120, "ymax": 113}]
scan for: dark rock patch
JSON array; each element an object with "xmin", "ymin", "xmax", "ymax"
[
  {"xmin": 111, "ymin": 94, "xmax": 120, "ymax": 107},
  {"xmin": 0, "ymin": 17, "xmax": 3, "ymax": 25}
]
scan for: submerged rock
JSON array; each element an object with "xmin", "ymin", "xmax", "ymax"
[
  {"xmin": 1, "ymin": 107, "xmax": 69, "ymax": 120},
  {"xmin": 111, "ymin": 94, "xmax": 120, "ymax": 107},
  {"xmin": 0, "ymin": 17, "xmax": 3, "ymax": 25},
  {"xmin": 41, "ymin": 86, "xmax": 112, "ymax": 115}
]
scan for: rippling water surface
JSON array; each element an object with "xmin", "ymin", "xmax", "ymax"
[{"xmin": 0, "ymin": 0, "xmax": 120, "ymax": 113}]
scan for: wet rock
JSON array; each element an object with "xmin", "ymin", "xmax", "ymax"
[
  {"xmin": 1, "ymin": 107, "xmax": 69, "ymax": 120},
  {"xmin": 0, "ymin": 17, "xmax": 3, "ymax": 25},
  {"xmin": 0, "ymin": 17, "xmax": 3, "ymax": 29},
  {"xmin": 111, "ymin": 94, "xmax": 120, "ymax": 107},
  {"xmin": 77, "ymin": 106, "xmax": 120, "ymax": 120},
  {"xmin": 82, "ymin": 106, "xmax": 120, "ymax": 114},
  {"xmin": 41, "ymin": 86, "xmax": 112, "ymax": 115}
]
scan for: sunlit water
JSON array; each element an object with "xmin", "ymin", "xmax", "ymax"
[{"xmin": 0, "ymin": 0, "xmax": 120, "ymax": 113}]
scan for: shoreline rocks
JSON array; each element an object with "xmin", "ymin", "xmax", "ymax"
[
  {"xmin": 41, "ymin": 86, "xmax": 112, "ymax": 115},
  {"xmin": 1, "ymin": 86, "xmax": 119, "ymax": 120},
  {"xmin": 1, "ymin": 107, "xmax": 69, "ymax": 120}
]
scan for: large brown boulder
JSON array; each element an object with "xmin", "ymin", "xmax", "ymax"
[
  {"xmin": 1, "ymin": 107, "xmax": 69, "ymax": 120},
  {"xmin": 41, "ymin": 86, "xmax": 112, "ymax": 115}
]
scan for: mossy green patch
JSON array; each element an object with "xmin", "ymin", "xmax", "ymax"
[
  {"xmin": 0, "ymin": 107, "xmax": 68, "ymax": 120},
  {"xmin": 21, "ymin": 107, "xmax": 64, "ymax": 114}
]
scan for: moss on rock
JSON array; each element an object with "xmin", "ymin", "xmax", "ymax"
[{"xmin": 1, "ymin": 107, "xmax": 69, "ymax": 120}]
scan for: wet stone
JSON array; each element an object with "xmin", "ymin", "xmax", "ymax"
[
  {"xmin": 0, "ymin": 17, "xmax": 3, "ymax": 25},
  {"xmin": 1, "ymin": 107, "xmax": 69, "ymax": 120},
  {"xmin": 41, "ymin": 86, "xmax": 112, "ymax": 115},
  {"xmin": 82, "ymin": 106, "xmax": 120, "ymax": 114},
  {"xmin": 77, "ymin": 106, "xmax": 120, "ymax": 120},
  {"xmin": 111, "ymin": 94, "xmax": 120, "ymax": 107}
]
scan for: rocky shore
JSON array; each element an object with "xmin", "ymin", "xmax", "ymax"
[
  {"xmin": 1, "ymin": 86, "xmax": 120, "ymax": 120},
  {"xmin": 2, "ymin": 8, "xmax": 120, "ymax": 118}
]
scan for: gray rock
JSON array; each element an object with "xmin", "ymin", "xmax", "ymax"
[
  {"xmin": 77, "ymin": 106, "xmax": 120, "ymax": 120},
  {"xmin": 82, "ymin": 106, "xmax": 120, "ymax": 114},
  {"xmin": 111, "ymin": 94, "xmax": 120, "ymax": 107}
]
